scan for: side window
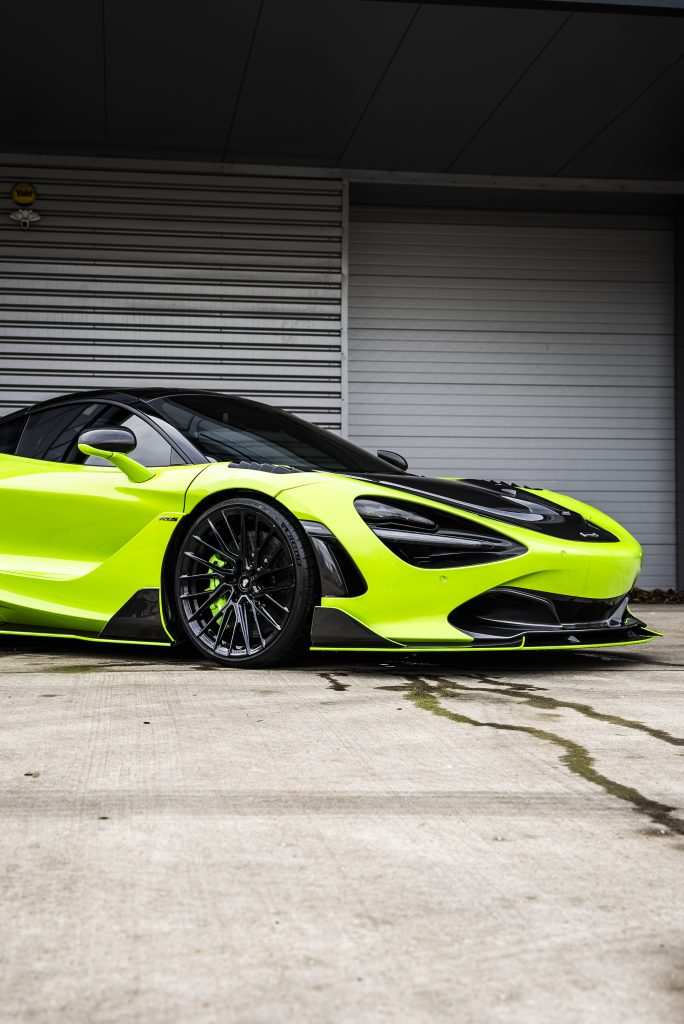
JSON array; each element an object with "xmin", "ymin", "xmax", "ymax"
[
  {"xmin": 16, "ymin": 403, "xmax": 104, "ymax": 461},
  {"xmin": 71, "ymin": 405, "xmax": 184, "ymax": 468},
  {"xmin": 0, "ymin": 411, "xmax": 28, "ymax": 454}
]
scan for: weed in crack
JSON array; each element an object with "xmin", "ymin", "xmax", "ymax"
[{"xmin": 400, "ymin": 676, "xmax": 684, "ymax": 839}]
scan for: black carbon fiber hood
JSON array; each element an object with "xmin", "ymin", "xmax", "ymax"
[{"xmin": 353, "ymin": 474, "xmax": 618, "ymax": 543}]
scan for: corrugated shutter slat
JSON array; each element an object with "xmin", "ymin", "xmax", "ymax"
[
  {"xmin": 0, "ymin": 161, "xmax": 344, "ymax": 430},
  {"xmin": 349, "ymin": 210, "xmax": 675, "ymax": 588}
]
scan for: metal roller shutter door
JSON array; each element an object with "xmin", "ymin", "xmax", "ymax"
[
  {"xmin": 349, "ymin": 208, "xmax": 675, "ymax": 588},
  {"xmin": 0, "ymin": 158, "xmax": 344, "ymax": 430}
]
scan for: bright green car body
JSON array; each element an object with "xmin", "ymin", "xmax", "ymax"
[{"xmin": 0, "ymin": 452, "xmax": 652, "ymax": 653}]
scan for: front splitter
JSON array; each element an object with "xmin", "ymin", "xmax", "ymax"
[
  {"xmin": 310, "ymin": 633, "xmax": 659, "ymax": 654},
  {"xmin": 309, "ymin": 606, "xmax": 660, "ymax": 653}
]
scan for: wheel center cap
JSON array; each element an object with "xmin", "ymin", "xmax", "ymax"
[{"xmin": 239, "ymin": 576, "xmax": 251, "ymax": 591}]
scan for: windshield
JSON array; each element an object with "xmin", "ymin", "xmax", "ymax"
[{"xmin": 148, "ymin": 393, "xmax": 392, "ymax": 474}]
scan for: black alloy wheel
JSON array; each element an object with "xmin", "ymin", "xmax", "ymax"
[{"xmin": 173, "ymin": 497, "xmax": 315, "ymax": 666}]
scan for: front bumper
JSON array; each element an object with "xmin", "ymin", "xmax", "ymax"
[{"xmin": 278, "ymin": 476, "xmax": 655, "ymax": 652}]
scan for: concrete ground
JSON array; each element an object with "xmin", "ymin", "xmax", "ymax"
[{"xmin": 0, "ymin": 607, "xmax": 683, "ymax": 1024}]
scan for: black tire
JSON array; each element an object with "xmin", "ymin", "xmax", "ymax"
[{"xmin": 171, "ymin": 496, "xmax": 315, "ymax": 667}]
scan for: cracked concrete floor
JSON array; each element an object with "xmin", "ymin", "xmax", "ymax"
[{"xmin": 0, "ymin": 606, "xmax": 683, "ymax": 1023}]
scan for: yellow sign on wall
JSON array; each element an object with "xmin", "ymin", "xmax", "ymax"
[{"xmin": 10, "ymin": 182, "xmax": 37, "ymax": 206}]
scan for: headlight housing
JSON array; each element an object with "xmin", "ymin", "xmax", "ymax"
[{"xmin": 354, "ymin": 497, "xmax": 527, "ymax": 569}]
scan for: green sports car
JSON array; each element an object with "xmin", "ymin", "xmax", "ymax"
[{"xmin": 0, "ymin": 388, "xmax": 657, "ymax": 666}]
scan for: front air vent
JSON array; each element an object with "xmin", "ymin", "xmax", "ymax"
[
  {"xmin": 449, "ymin": 587, "xmax": 631, "ymax": 640},
  {"xmin": 301, "ymin": 521, "xmax": 367, "ymax": 597}
]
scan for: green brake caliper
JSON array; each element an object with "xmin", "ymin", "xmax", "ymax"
[{"xmin": 208, "ymin": 553, "xmax": 229, "ymax": 617}]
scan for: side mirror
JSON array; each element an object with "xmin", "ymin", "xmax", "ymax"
[
  {"xmin": 377, "ymin": 449, "xmax": 408, "ymax": 472},
  {"xmin": 77, "ymin": 428, "xmax": 155, "ymax": 483},
  {"xmin": 79, "ymin": 427, "xmax": 137, "ymax": 454}
]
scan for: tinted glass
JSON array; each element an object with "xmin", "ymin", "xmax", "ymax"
[
  {"xmin": 0, "ymin": 412, "xmax": 28, "ymax": 454},
  {"xmin": 70, "ymin": 405, "xmax": 184, "ymax": 468},
  {"xmin": 17, "ymin": 403, "xmax": 104, "ymax": 461},
  {"xmin": 149, "ymin": 394, "xmax": 390, "ymax": 473}
]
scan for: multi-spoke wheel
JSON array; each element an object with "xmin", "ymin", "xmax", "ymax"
[{"xmin": 172, "ymin": 497, "xmax": 315, "ymax": 666}]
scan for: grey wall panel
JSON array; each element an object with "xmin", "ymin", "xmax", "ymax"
[
  {"xmin": 228, "ymin": 0, "xmax": 418, "ymax": 161},
  {"xmin": 105, "ymin": 0, "xmax": 261, "ymax": 153},
  {"xmin": 0, "ymin": 2, "xmax": 104, "ymax": 145},
  {"xmin": 449, "ymin": 13, "xmax": 684, "ymax": 176},
  {"xmin": 0, "ymin": 159, "xmax": 344, "ymax": 429},
  {"xmin": 349, "ymin": 209, "xmax": 675, "ymax": 587},
  {"xmin": 342, "ymin": 4, "xmax": 564, "ymax": 171}
]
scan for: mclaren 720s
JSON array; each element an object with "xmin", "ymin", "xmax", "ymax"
[{"xmin": 0, "ymin": 388, "xmax": 657, "ymax": 666}]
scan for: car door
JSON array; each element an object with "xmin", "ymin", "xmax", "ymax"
[{"xmin": 0, "ymin": 401, "xmax": 207, "ymax": 636}]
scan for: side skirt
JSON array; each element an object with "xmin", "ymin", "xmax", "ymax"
[
  {"xmin": 100, "ymin": 589, "xmax": 170, "ymax": 642},
  {"xmin": 0, "ymin": 589, "xmax": 174, "ymax": 647},
  {"xmin": 0, "ymin": 629, "xmax": 171, "ymax": 647}
]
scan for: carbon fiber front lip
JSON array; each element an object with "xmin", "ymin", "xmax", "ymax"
[
  {"xmin": 310, "ymin": 607, "xmax": 659, "ymax": 651},
  {"xmin": 453, "ymin": 623, "xmax": 659, "ymax": 648}
]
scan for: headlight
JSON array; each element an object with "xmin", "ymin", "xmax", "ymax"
[
  {"xmin": 354, "ymin": 497, "xmax": 526, "ymax": 569},
  {"xmin": 354, "ymin": 499, "xmax": 436, "ymax": 532}
]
